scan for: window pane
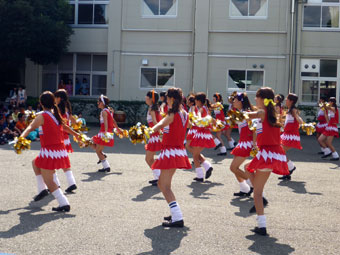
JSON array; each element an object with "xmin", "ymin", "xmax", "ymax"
[
  {"xmin": 302, "ymin": 80, "xmax": 319, "ymax": 102},
  {"xmin": 143, "ymin": 0, "xmax": 160, "ymax": 15},
  {"xmin": 249, "ymin": 0, "xmax": 267, "ymax": 17},
  {"xmin": 59, "ymin": 74, "xmax": 73, "ymax": 96},
  {"xmin": 160, "ymin": 0, "xmax": 176, "ymax": 15},
  {"xmin": 228, "ymin": 70, "xmax": 246, "ymax": 90},
  {"xmin": 320, "ymin": 81, "xmax": 336, "ymax": 99},
  {"xmin": 246, "ymin": 71, "xmax": 263, "ymax": 91},
  {"xmin": 92, "ymin": 75, "xmax": 107, "ymax": 95},
  {"xmin": 94, "ymin": 4, "xmax": 106, "ymax": 24},
  {"xmin": 323, "ymin": 0, "xmax": 340, "ymax": 3},
  {"xmin": 59, "ymin": 54, "xmax": 73, "ymax": 71},
  {"xmin": 304, "ymin": 6, "xmax": 321, "ymax": 27},
  {"xmin": 42, "ymin": 74, "xmax": 57, "ymax": 92},
  {"xmin": 93, "ymin": 55, "xmax": 107, "ymax": 71},
  {"xmin": 75, "ymin": 75, "xmax": 90, "ymax": 95},
  {"xmin": 78, "ymin": 4, "xmax": 93, "ymax": 24},
  {"xmin": 320, "ymin": 60, "xmax": 337, "ymax": 77},
  {"xmin": 158, "ymin": 68, "xmax": 174, "ymax": 86},
  {"xmin": 141, "ymin": 68, "xmax": 157, "ymax": 88},
  {"xmin": 230, "ymin": 0, "xmax": 249, "ymax": 16},
  {"xmin": 322, "ymin": 6, "xmax": 339, "ymax": 28},
  {"xmin": 68, "ymin": 4, "xmax": 75, "ymax": 24},
  {"xmin": 43, "ymin": 63, "xmax": 57, "ymax": 72},
  {"xmin": 77, "ymin": 54, "xmax": 91, "ymax": 71}
]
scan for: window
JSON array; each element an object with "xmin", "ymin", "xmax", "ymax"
[
  {"xmin": 141, "ymin": 68, "xmax": 175, "ymax": 88},
  {"xmin": 303, "ymin": 1, "xmax": 340, "ymax": 29},
  {"xmin": 228, "ymin": 70, "xmax": 264, "ymax": 92},
  {"xmin": 69, "ymin": 0, "xmax": 109, "ymax": 26},
  {"xmin": 230, "ymin": 0, "xmax": 268, "ymax": 18},
  {"xmin": 42, "ymin": 54, "xmax": 107, "ymax": 96},
  {"xmin": 301, "ymin": 59, "xmax": 338, "ymax": 103},
  {"xmin": 142, "ymin": 0, "xmax": 177, "ymax": 17}
]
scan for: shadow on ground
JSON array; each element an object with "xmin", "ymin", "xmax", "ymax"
[
  {"xmin": 277, "ymin": 180, "xmax": 323, "ymax": 195},
  {"xmin": 187, "ymin": 181, "xmax": 224, "ymax": 199},
  {"xmin": 246, "ymin": 234, "xmax": 295, "ymax": 255},
  {"xmin": 81, "ymin": 171, "xmax": 123, "ymax": 182},
  {"xmin": 132, "ymin": 185, "xmax": 161, "ymax": 202},
  {"xmin": 230, "ymin": 197, "xmax": 254, "ymax": 218}
]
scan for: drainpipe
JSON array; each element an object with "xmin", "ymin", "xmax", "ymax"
[
  {"xmin": 292, "ymin": 0, "xmax": 300, "ymax": 93},
  {"xmin": 190, "ymin": 0, "xmax": 196, "ymax": 93},
  {"xmin": 288, "ymin": 0, "xmax": 296, "ymax": 93}
]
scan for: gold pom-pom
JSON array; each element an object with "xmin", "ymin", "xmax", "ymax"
[
  {"xmin": 114, "ymin": 128, "xmax": 129, "ymax": 139},
  {"xmin": 301, "ymin": 122, "xmax": 316, "ymax": 136},
  {"xmin": 11, "ymin": 137, "xmax": 31, "ymax": 154},
  {"xmin": 71, "ymin": 115, "xmax": 89, "ymax": 132},
  {"xmin": 25, "ymin": 111, "xmax": 36, "ymax": 125},
  {"xmin": 250, "ymin": 146, "xmax": 259, "ymax": 158},
  {"xmin": 73, "ymin": 133, "xmax": 94, "ymax": 148},
  {"xmin": 128, "ymin": 122, "xmax": 152, "ymax": 144},
  {"xmin": 101, "ymin": 132, "xmax": 114, "ymax": 143},
  {"xmin": 211, "ymin": 119, "xmax": 225, "ymax": 132},
  {"xmin": 193, "ymin": 115, "xmax": 213, "ymax": 128},
  {"xmin": 225, "ymin": 109, "xmax": 248, "ymax": 126}
]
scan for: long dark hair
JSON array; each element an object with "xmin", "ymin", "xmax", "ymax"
[
  {"xmin": 146, "ymin": 90, "xmax": 159, "ymax": 111},
  {"xmin": 195, "ymin": 92, "xmax": 211, "ymax": 109},
  {"xmin": 54, "ymin": 89, "xmax": 72, "ymax": 115},
  {"xmin": 287, "ymin": 93, "xmax": 298, "ymax": 114},
  {"xmin": 160, "ymin": 91, "xmax": 167, "ymax": 103},
  {"xmin": 236, "ymin": 92, "xmax": 254, "ymax": 111},
  {"xmin": 275, "ymin": 94, "xmax": 285, "ymax": 108},
  {"xmin": 329, "ymin": 97, "xmax": 338, "ymax": 111},
  {"xmin": 256, "ymin": 87, "xmax": 280, "ymax": 127},
  {"xmin": 187, "ymin": 94, "xmax": 195, "ymax": 105},
  {"xmin": 213, "ymin": 93, "xmax": 223, "ymax": 104},
  {"xmin": 167, "ymin": 88, "xmax": 183, "ymax": 114},
  {"xmin": 40, "ymin": 91, "xmax": 64, "ymax": 125}
]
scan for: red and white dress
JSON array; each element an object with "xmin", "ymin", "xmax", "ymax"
[
  {"xmin": 190, "ymin": 106, "xmax": 215, "ymax": 148},
  {"xmin": 145, "ymin": 109, "xmax": 162, "ymax": 151},
  {"xmin": 247, "ymin": 112, "xmax": 289, "ymax": 175},
  {"xmin": 214, "ymin": 104, "xmax": 229, "ymax": 131},
  {"xmin": 281, "ymin": 113, "xmax": 302, "ymax": 149},
  {"xmin": 323, "ymin": 109, "xmax": 339, "ymax": 138},
  {"xmin": 186, "ymin": 106, "xmax": 198, "ymax": 141},
  {"xmin": 231, "ymin": 116, "xmax": 253, "ymax": 157},
  {"xmin": 35, "ymin": 111, "xmax": 70, "ymax": 170},
  {"xmin": 62, "ymin": 112, "xmax": 73, "ymax": 153},
  {"xmin": 152, "ymin": 111, "xmax": 191, "ymax": 170},
  {"xmin": 92, "ymin": 108, "xmax": 114, "ymax": 147},
  {"xmin": 316, "ymin": 109, "xmax": 327, "ymax": 134}
]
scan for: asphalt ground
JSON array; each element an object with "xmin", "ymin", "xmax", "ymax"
[{"xmin": 0, "ymin": 127, "xmax": 340, "ymax": 255}]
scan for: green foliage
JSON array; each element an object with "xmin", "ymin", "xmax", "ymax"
[
  {"xmin": 298, "ymin": 105, "xmax": 317, "ymax": 122},
  {"xmin": 0, "ymin": 0, "xmax": 73, "ymax": 67}
]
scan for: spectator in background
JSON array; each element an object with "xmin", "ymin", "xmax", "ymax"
[
  {"xmin": 9, "ymin": 87, "xmax": 18, "ymax": 106},
  {"xmin": 80, "ymin": 78, "xmax": 89, "ymax": 95},
  {"xmin": 17, "ymin": 86, "xmax": 27, "ymax": 107},
  {"xmin": 58, "ymin": 80, "xmax": 66, "ymax": 90},
  {"xmin": 36, "ymin": 103, "xmax": 42, "ymax": 112},
  {"xmin": 75, "ymin": 78, "xmax": 81, "ymax": 95},
  {"xmin": 12, "ymin": 107, "xmax": 20, "ymax": 122},
  {"xmin": 0, "ymin": 115, "xmax": 8, "ymax": 145},
  {"xmin": 65, "ymin": 79, "xmax": 73, "ymax": 96},
  {"xmin": 3, "ymin": 114, "xmax": 19, "ymax": 141},
  {"xmin": 15, "ymin": 113, "xmax": 27, "ymax": 135}
]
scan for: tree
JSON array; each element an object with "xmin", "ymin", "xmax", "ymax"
[{"xmin": 0, "ymin": 0, "xmax": 73, "ymax": 68}]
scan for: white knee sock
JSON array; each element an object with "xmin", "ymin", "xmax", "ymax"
[
  {"xmin": 201, "ymin": 160, "xmax": 212, "ymax": 171},
  {"xmin": 332, "ymin": 151, "xmax": 339, "ymax": 159},
  {"xmin": 214, "ymin": 138, "xmax": 221, "ymax": 146},
  {"xmin": 36, "ymin": 175, "xmax": 47, "ymax": 193},
  {"xmin": 152, "ymin": 169, "xmax": 160, "ymax": 180},
  {"xmin": 228, "ymin": 140, "xmax": 235, "ymax": 148},
  {"xmin": 220, "ymin": 146, "xmax": 227, "ymax": 153},
  {"xmin": 321, "ymin": 147, "xmax": 326, "ymax": 153},
  {"xmin": 287, "ymin": 160, "xmax": 295, "ymax": 171},
  {"xmin": 65, "ymin": 170, "xmax": 76, "ymax": 186},
  {"xmin": 195, "ymin": 167, "xmax": 204, "ymax": 179},
  {"xmin": 239, "ymin": 181, "xmax": 251, "ymax": 193},
  {"xmin": 53, "ymin": 173, "xmax": 60, "ymax": 187},
  {"xmin": 102, "ymin": 160, "xmax": 110, "ymax": 169},
  {"xmin": 246, "ymin": 179, "xmax": 253, "ymax": 188},
  {"xmin": 257, "ymin": 215, "xmax": 266, "ymax": 228},
  {"xmin": 52, "ymin": 188, "xmax": 69, "ymax": 207},
  {"xmin": 169, "ymin": 201, "xmax": 183, "ymax": 222},
  {"xmin": 324, "ymin": 148, "xmax": 331, "ymax": 155}
]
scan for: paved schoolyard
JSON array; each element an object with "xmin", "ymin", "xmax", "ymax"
[{"xmin": 0, "ymin": 127, "xmax": 339, "ymax": 255}]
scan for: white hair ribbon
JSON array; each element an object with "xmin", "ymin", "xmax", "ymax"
[{"xmin": 100, "ymin": 94, "xmax": 105, "ymax": 105}]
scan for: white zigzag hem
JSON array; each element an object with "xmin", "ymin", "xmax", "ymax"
[{"xmin": 255, "ymin": 149, "xmax": 287, "ymax": 162}]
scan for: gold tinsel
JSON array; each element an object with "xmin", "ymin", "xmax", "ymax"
[
  {"xmin": 11, "ymin": 137, "xmax": 31, "ymax": 154},
  {"xmin": 250, "ymin": 146, "xmax": 259, "ymax": 158},
  {"xmin": 101, "ymin": 132, "xmax": 114, "ymax": 143},
  {"xmin": 25, "ymin": 111, "xmax": 36, "ymax": 125},
  {"xmin": 319, "ymin": 103, "xmax": 330, "ymax": 111},
  {"xmin": 114, "ymin": 128, "xmax": 129, "ymax": 139},
  {"xmin": 301, "ymin": 122, "xmax": 316, "ymax": 136},
  {"xmin": 73, "ymin": 133, "xmax": 94, "ymax": 148},
  {"xmin": 192, "ymin": 115, "xmax": 213, "ymax": 128},
  {"xmin": 128, "ymin": 122, "xmax": 152, "ymax": 144},
  {"xmin": 211, "ymin": 119, "xmax": 226, "ymax": 132},
  {"xmin": 225, "ymin": 109, "xmax": 249, "ymax": 126},
  {"xmin": 211, "ymin": 102, "xmax": 224, "ymax": 111},
  {"xmin": 71, "ymin": 115, "xmax": 88, "ymax": 132},
  {"xmin": 228, "ymin": 91, "xmax": 237, "ymax": 103}
]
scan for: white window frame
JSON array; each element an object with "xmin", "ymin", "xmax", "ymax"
[
  {"xmin": 303, "ymin": 2, "xmax": 340, "ymax": 31},
  {"xmin": 139, "ymin": 67, "xmax": 176, "ymax": 89},
  {"xmin": 69, "ymin": 0, "xmax": 109, "ymax": 27},
  {"xmin": 141, "ymin": 0, "xmax": 178, "ymax": 18},
  {"xmin": 42, "ymin": 53, "xmax": 108, "ymax": 97},
  {"xmin": 229, "ymin": 0, "xmax": 268, "ymax": 20},
  {"xmin": 227, "ymin": 68, "xmax": 265, "ymax": 93}
]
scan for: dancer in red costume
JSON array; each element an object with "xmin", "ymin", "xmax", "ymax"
[
  {"xmin": 316, "ymin": 98, "xmax": 328, "ymax": 155},
  {"xmin": 318, "ymin": 97, "xmax": 339, "ymax": 161},
  {"xmin": 151, "ymin": 87, "xmax": 191, "ymax": 228},
  {"xmin": 92, "ymin": 95, "xmax": 122, "ymax": 172},
  {"xmin": 244, "ymin": 87, "xmax": 289, "ymax": 236},
  {"xmin": 229, "ymin": 93, "xmax": 255, "ymax": 197},
  {"xmin": 54, "ymin": 89, "xmax": 78, "ymax": 193},
  {"xmin": 20, "ymin": 91, "xmax": 79, "ymax": 212},
  {"xmin": 188, "ymin": 93, "xmax": 215, "ymax": 182},
  {"xmin": 279, "ymin": 93, "xmax": 304, "ymax": 180},
  {"xmin": 145, "ymin": 90, "xmax": 162, "ymax": 186}
]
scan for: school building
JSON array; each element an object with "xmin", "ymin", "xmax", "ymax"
[{"xmin": 24, "ymin": 0, "xmax": 340, "ymax": 105}]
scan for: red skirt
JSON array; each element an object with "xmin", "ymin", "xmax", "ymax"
[
  {"xmin": 35, "ymin": 144, "xmax": 71, "ymax": 170},
  {"xmin": 92, "ymin": 132, "xmax": 114, "ymax": 147},
  {"xmin": 152, "ymin": 145, "xmax": 191, "ymax": 170},
  {"xmin": 186, "ymin": 127, "xmax": 198, "ymax": 141},
  {"xmin": 316, "ymin": 122, "xmax": 327, "ymax": 134},
  {"xmin": 323, "ymin": 124, "xmax": 339, "ymax": 137},
  {"xmin": 231, "ymin": 140, "xmax": 252, "ymax": 158},
  {"xmin": 145, "ymin": 133, "xmax": 162, "ymax": 151},
  {"xmin": 247, "ymin": 145, "xmax": 289, "ymax": 175},
  {"xmin": 190, "ymin": 128, "xmax": 215, "ymax": 148},
  {"xmin": 64, "ymin": 137, "xmax": 73, "ymax": 153},
  {"xmin": 281, "ymin": 132, "xmax": 302, "ymax": 150}
]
